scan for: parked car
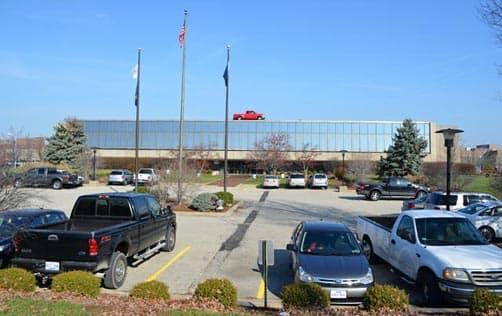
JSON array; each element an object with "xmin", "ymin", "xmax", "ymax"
[
  {"xmin": 287, "ymin": 221, "xmax": 374, "ymax": 304},
  {"xmin": 108, "ymin": 169, "xmax": 133, "ymax": 185},
  {"xmin": 232, "ymin": 110, "xmax": 265, "ymax": 120},
  {"xmin": 457, "ymin": 201, "xmax": 502, "ymax": 242},
  {"xmin": 287, "ymin": 173, "xmax": 306, "ymax": 188},
  {"xmin": 262, "ymin": 175, "xmax": 279, "ymax": 188},
  {"xmin": 424, "ymin": 191, "xmax": 498, "ymax": 211},
  {"xmin": 136, "ymin": 168, "xmax": 160, "ymax": 185},
  {"xmin": 0, "ymin": 209, "xmax": 67, "ymax": 268},
  {"xmin": 401, "ymin": 194, "xmax": 428, "ymax": 212},
  {"xmin": 14, "ymin": 167, "xmax": 79, "ymax": 190},
  {"xmin": 356, "ymin": 177, "xmax": 429, "ymax": 201},
  {"xmin": 307, "ymin": 173, "xmax": 328, "ymax": 190}
]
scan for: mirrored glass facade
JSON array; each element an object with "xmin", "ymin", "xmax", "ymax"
[{"xmin": 81, "ymin": 120, "xmax": 431, "ymax": 153}]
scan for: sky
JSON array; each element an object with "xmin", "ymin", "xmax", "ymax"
[{"xmin": 0, "ymin": 0, "xmax": 500, "ymax": 147}]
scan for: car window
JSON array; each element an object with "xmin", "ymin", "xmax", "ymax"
[
  {"xmin": 109, "ymin": 198, "xmax": 132, "ymax": 217},
  {"xmin": 396, "ymin": 215, "xmax": 416, "ymax": 243},
  {"xmin": 494, "ymin": 207, "xmax": 502, "ymax": 216},
  {"xmin": 146, "ymin": 196, "xmax": 161, "ymax": 217},
  {"xmin": 110, "ymin": 171, "xmax": 122, "ymax": 175},
  {"xmin": 134, "ymin": 197, "xmax": 150, "ymax": 218},
  {"xmin": 45, "ymin": 212, "xmax": 66, "ymax": 224},
  {"xmin": 31, "ymin": 215, "xmax": 45, "ymax": 226},
  {"xmin": 300, "ymin": 230, "xmax": 360, "ymax": 255},
  {"xmin": 139, "ymin": 169, "xmax": 153, "ymax": 174},
  {"xmin": 73, "ymin": 198, "xmax": 97, "ymax": 216},
  {"xmin": 459, "ymin": 204, "xmax": 486, "ymax": 215}
]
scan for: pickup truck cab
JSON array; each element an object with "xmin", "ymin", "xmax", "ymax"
[
  {"xmin": 12, "ymin": 192, "xmax": 176, "ymax": 289},
  {"xmin": 356, "ymin": 177, "xmax": 429, "ymax": 201},
  {"xmin": 356, "ymin": 210, "xmax": 502, "ymax": 306},
  {"xmin": 232, "ymin": 110, "xmax": 265, "ymax": 120},
  {"xmin": 14, "ymin": 167, "xmax": 79, "ymax": 190}
]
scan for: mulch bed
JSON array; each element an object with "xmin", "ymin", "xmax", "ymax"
[{"xmin": 207, "ymin": 175, "xmax": 250, "ymax": 187}]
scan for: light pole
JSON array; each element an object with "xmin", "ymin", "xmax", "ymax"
[
  {"xmin": 436, "ymin": 128, "xmax": 463, "ymax": 211},
  {"xmin": 340, "ymin": 150, "xmax": 348, "ymax": 180},
  {"xmin": 92, "ymin": 149, "xmax": 97, "ymax": 181}
]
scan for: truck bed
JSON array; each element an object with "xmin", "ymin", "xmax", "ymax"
[{"xmin": 359, "ymin": 215, "xmax": 397, "ymax": 232}]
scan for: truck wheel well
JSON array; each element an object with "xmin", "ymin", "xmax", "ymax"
[
  {"xmin": 417, "ymin": 266, "xmax": 436, "ymax": 280},
  {"xmin": 116, "ymin": 242, "xmax": 129, "ymax": 256}
]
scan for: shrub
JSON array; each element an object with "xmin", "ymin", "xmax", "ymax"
[
  {"xmin": 191, "ymin": 193, "xmax": 217, "ymax": 212},
  {"xmin": 135, "ymin": 186, "xmax": 149, "ymax": 194},
  {"xmin": 51, "ymin": 271, "xmax": 101, "ymax": 297},
  {"xmin": 281, "ymin": 283, "xmax": 330, "ymax": 309},
  {"xmin": 193, "ymin": 278, "xmax": 237, "ymax": 308},
  {"xmin": 470, "ymin": 288, "xmax": 501, "ymax": 315},
  {"xmin": 130, "ymin": 280, "xmax": 170, "ymax": 300},
  {"xmin": 0, "ymin": 267, "xmax": 35, "ymax": 292},
  {"xmin": 363, "ymin": 284, "xmax": 408, "ymax": 311},
  {"xmin": 215, "ymin": 191, "xmax": 234, "ymax": 206}
]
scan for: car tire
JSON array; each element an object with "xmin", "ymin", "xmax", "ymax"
[
  {"xmin": 103, "ymin": 251, "xmax": 127, "ymax": 289},
  {"xmin": 237, "ymin": 117, "xmax": 242, "ymax": 120},
  {"xmin": 258, "ymin": 116, "xmax": 264, "ymax": 120},
  {"xmin": 14, "ymin": 179, "xmax": 23, "ymax": 188},
  {"xmin": 362, "ymin": 236, "xmax": 379, "ymax": 264},
  {"xmin": 369, "ymin": 190, "xmax": 381, "ymax": 201},
  {"xmin": 478, "ymin": 226, "xmax": 495, "ymax": 242},
  {"xmin": 52, "ymin": 180, "xmax": 62, "ymax": 190},
  {"xmin": 418, "ymin": 271, "xmax": 442, "ymax": 307},
  {"xmin": 161, "ymin": 226, "xmax": 176, "ymax": 252}
]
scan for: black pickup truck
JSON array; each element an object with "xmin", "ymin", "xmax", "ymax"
[
  {"xmin": 356, "ymin": 177, "xmax": 430, "ymax": 201},
  {"xmin": 11, "ymin": 192, "xmax": 177, "ymax": 289},
  {"xmin": 14, "ymin": 167, "xmax": 79, "ymax": 189}
]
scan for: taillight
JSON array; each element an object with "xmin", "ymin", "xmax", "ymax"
[
  {"xmin": 408, "ymin": 203, "xmax": 415, "ymax": 209},
  {"xmin": 14, "ymin": 232, "xmax": 21, "ymax": 252},
  {"xmin": 88, "ymin": 238, "xmax": 98, "ymax": 256}
]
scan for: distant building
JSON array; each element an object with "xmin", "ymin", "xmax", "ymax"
[
  {"xmin": 460, "ymin": 144, "xmax": 501, "ymax": 174},
  {"xmin": 0, "ymin": 137, "xmax": 46, "ymax": 166}
]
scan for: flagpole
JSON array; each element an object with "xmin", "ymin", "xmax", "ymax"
[
  {"xmin": 177, "ymin": 9, "xmax": 188, "ymax": 204},
  {"xmin": 134, "ymin": 48, "xmax": 141, "ymax": 191},
  {"xmin": 223, "ymin": 45, "xmax": 230, "ymax": 193}
]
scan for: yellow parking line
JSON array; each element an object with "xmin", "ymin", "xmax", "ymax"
[
  {"xmin": 256, "ymin": 277, "xmax": 265, "ymax": 299},
  {"xmin": 146, "ymin": 246, "xmax": 191, "ymax": 281}
]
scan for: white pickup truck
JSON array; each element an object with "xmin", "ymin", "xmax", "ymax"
[{"xmin": 356, "ymin": 210, "xmax": 502, "ymax": 306}]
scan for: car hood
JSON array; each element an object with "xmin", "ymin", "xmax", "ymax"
[
  {"xmin": 427, "ymin": 245, "xmax": 502, "ymax": 269},
  {"xmin": 298, "ymin": 253, "xmax": 369, "ymax": 278}
]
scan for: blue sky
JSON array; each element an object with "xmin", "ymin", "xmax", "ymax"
[{"xmin": 1, "ymin": 0, "xmax": 500, "ymax": 147}]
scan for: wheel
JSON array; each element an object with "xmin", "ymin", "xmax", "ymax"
[
  {"xmin": 418, "ymin": 271, "xmax": 442, "ymax": 307},
  {"xmin": 161, "ymin": 226, "xmax": 176, "ymax": 252},
  {"xmin": 258, "ymin": 116, "xmax": 264, "ymax": 120},
  {"xmin": 478, "ymin": 226, "xmax": 495, "ymax": 242},
  {"xmin": 416, "ymin": 191, "xmax": 427, "ymax": 198},
  {"xmin": 322, "ymin": 186, "xmax": 327, "ymax": 190},
  {"xmin": 237, "ymin": 117, "xmax": 242, "ymax": 120},
  {"xmin": 103, "ymin": 251, "xmax": 127, "ymax": 289},
  {"xmin": 369, "ymin": 190, "xmax": 381, "ymax": 201},
  {"xmin": 362, "ymin": 237, "xmax": 379, "ymax": 264},
  {"xmin": 52, "ymin": 180, "xmax": 62, "ymax": 190}
]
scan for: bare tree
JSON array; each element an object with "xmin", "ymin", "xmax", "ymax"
[
  {"xmin": 0, "ymin": 165, "xmax": 35, "ymax": 212},
  {"xmin": 248, "ymin": 132, "xmax": 291, "ymax": 174},
  {"xmin": 185, "ymin": 143, "xmax": 216, "ymax": 176},
  {"xmin": 294, "ymin": 143, "xmax": 321, "ymax": 176},
  {"xmin": 480, "ymin": 0, "xmax": 502, "ymax": 43},
  {"xmin": 350, "ymin": 153, "xmax": 377, "ymax": 182}
]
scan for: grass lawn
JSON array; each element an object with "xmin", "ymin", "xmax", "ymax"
[{"xmin": 460, "ymin": 175, "xmax": 501, "ymax": 199}]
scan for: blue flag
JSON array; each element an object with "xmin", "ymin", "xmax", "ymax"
[{"xmin": 223, "ymin": 65, "xmax": 228, "ymax": 87}]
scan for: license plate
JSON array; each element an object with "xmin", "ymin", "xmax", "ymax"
[
  {"xmin": 45, "ymin": 261, "xmax": 60, "ymax": 272},
  {"xmin": 330, "ymin": 289, "xmax": 347, "ymax": 299}
]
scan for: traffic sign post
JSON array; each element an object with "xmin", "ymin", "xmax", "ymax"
[{"xmin": 258, "ymin": 240, "xmax": 274, "ymax": 308}]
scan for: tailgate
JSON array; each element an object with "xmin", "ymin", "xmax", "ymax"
[{"xmin": 16, "ymin": 229, "xmax": 91, "ymax": 261}]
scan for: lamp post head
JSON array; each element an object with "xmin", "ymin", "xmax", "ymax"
[{"xmin": 436, "ymin": 128, "xmax": 463, "ymax": 147}]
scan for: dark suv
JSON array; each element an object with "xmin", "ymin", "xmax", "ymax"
[{"xmin": 424, "ymin": 191, "xmax": 498, "ymax": 211}]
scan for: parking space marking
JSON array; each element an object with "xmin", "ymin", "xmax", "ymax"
[
  {"xmin": 256, "ymin": 277, "xmax": 265, "ymax": 299},
  {"xmin": 146, "ymin": 246, "xmax": 191, "ymax": 281}
]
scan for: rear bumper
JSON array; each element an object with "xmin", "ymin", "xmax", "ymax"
[{"xmin": 11, "ymin": 257, "xmax": 99, "ymax": 275}]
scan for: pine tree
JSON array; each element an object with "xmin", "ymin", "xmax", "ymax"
[
  {"xmin": 44, "ymin": 118, "xmax": 87, "ymax": 169},
  {"xmin": 377, "ymin": 119, "xmax": 428, "ymax": 177}
]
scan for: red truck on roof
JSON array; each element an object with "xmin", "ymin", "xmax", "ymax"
[{"xmin": 232, "ymin": 110, "xmax": 265, "ymax": 120}]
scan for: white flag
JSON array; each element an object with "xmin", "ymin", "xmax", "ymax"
[{"xmin": 132, "ymin": 64, "xmax": 138, "ymax": 79}]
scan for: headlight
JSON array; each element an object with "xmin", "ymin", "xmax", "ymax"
[
  {"xmin": 361, "ymin": 267, "xmax": 374, "ymax": 284},
  {"xmin": 298, "ymin": 266, "xmax": 313, "ymax": 282},
  {"xmin": 443, "ymin": 268, "xmax": 470, "ymax": 283},
  {"xmin": 0, "ymin": 244, "xmax": 6, "ymax": 252}
]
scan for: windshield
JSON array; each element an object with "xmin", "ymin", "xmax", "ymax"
[
  {"xmin": 300, "ymin": 230, "xmax": 361, "ymax": 256},
  {"xmin": 416, "ymin": 218, "xmax": 487, "ymax": 246},
  {"xmin": 458, "ymin": 204, "xmax": 488, "ymax": 215}
]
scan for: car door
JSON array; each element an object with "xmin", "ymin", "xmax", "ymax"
[
  {"xmin": 388, "ymin": 215, "xmax": 420, "ymax": 279},
  {"xmin": 487, "ymin": 206, "xmax": 502, "ymax": 237},
  {"xmin": 289, "ymin": 223, "xmax": 303, "ymax": 272},
  {"xmin": 145, "ymin": 195, "xmax": 168, "ymax": 243}
]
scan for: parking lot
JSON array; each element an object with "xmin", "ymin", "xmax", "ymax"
[{"xmin": 21, "ymin": 183, "xmax": 490, "ymax": 310}]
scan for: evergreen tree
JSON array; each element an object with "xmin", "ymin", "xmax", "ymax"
[
  {"xmin": 377, "ymin": 119, "xmax": 428, "ymax": 177},
  {"xmin": 44, "ymin": 118, "xmax": 87, "ymax": 169}
]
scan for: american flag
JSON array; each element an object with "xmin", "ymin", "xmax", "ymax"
[{"xmin": 179, "ymin": 25, "xmax": 185, "ymax": 48}]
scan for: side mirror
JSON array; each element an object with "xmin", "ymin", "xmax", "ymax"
[{"xmin": 286, "ymin": 243, "xmax": 297, "ymax": 251}]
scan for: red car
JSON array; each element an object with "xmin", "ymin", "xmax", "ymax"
[{"xmin": 232, "ymin": 110, "xmax": 265, "ymax": 120}]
